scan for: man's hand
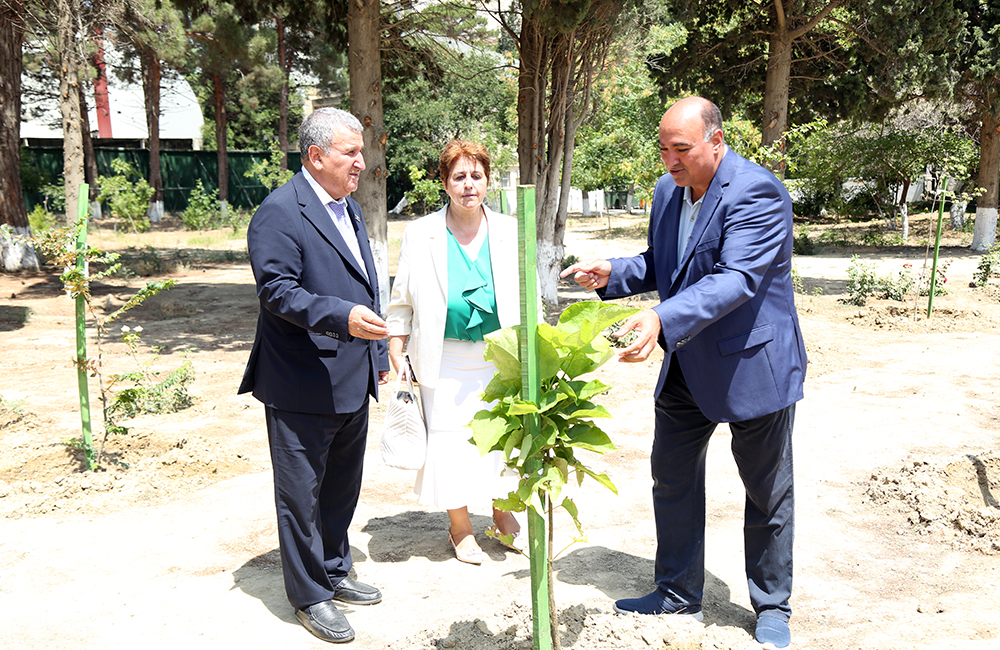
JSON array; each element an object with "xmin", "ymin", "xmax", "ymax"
[
  {"xmin": 615, "ymin": 309, "xmax": 662, "ymax": 363},
  {"xmin": 348, "ymin": 305, "xmax": 390, "ymax": 340},
  {"xmin": 378, "ymin": 370, "xmax": 390, "ymax": 385},
  {"xmin": 560, "ymin": 258, "xmax": 612, "ymax": 291}
]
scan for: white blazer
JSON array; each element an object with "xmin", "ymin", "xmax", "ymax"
[{"xmin": 386, "ymin": 205, "xmax": 522, "ymax": 388}]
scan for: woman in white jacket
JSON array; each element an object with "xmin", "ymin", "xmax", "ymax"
[{"xmin": 386, "ymin": 140, "xmax": 522, "ymax": 564}]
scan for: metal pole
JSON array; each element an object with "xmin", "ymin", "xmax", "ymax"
[
  {"xmin": 927, "ymin": 177, "xmax": 948, "ymax": 318},
  {"xmin": 516, "ymin": 185, "xmax": 551, "ymax": 650},
  {"xmin": 75, "ymin": 183, "xmax": 95, "ymax": 469}
]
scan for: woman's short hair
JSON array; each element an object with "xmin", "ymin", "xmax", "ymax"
[
  {"xmin": 439, "ymin": 140, "xmax": 491, "ymax": 182},
  {"xmin": 299, "ymin": 108, "xmax": 363, "ymax": 160}
]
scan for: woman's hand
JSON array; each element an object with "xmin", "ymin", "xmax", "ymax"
[{"xmin": 388, "ymin": 334, "xmax": 408, "ymax": 379}]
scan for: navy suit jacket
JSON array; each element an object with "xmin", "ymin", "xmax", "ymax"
[
  {"xmin": 239, "ymin": 171, "xmax": 388, "ymax": 415},
  {"xmin": 602, "ymin": 149, "xmax": 806, "ymax": 423}
]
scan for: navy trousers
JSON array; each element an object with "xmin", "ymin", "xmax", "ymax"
[
  {"xmin": 264, "ymin": 402, "xmax": 369, "ymax": 610},
  {"xmin": 651, "ymin": 359, "xmax": 795, "ymax": 621}
]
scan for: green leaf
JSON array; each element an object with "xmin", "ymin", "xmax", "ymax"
[
  {"xmin": 483, "ymin": 327, "xmax": 522, "ymax": 381},
  {"xmin": 507, "ymin": 401, "xmax": 539, "ymax": 416},
  {"xmin": 581, "ymin": 466, "xmax": 619, "ymax": 495},
  {"xmin": 562, "ymin": 339, "xmax": 615, "ymax": 378},
  {"xmin": 557, "ymin": 301, "xmax": 641, "ymax": 346},
  {"xmin": 469, "ymin": 411, "xmax": 508, "ymax": 455},
  {"xmin": 564, "ymin": 423, "xmax": 617, "ymax": 452},
  {"xmin": 538, "ymin": 388, "xmax": 569, "ymax": 413},
  {"xmin": 482, "ymin": 375, "xmax": 520, "ymax": 402},
  {"xmin": 493, "ymin": 492, "xmax": 525, "ymax": 512},
  {"xmin": 576, "ymin": 379, "xmax": 612, "ymax": 402},
  {"xmin": 561, "ymin": 496, "xmax": 583, "ymax": 535},
  {"xmin": 564, "ymin": 401, "xmax": 612, "ymax": 420},
  {"xmin": 536, "ymin": 323, "xmax": 563, "ymax": 379}
]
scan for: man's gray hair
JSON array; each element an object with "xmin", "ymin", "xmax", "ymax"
[
  {"xmin": 701, "ymin": 102, "xmax": 724, "ymax": 142},
  {"xmin": 299, "ymin": 108, "xmax": 364, "ymax": 159}
]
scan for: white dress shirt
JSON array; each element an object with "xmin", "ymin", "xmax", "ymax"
[{"xmin": 301, "ymin": 168, "xmax": 368, "ymax": 280}]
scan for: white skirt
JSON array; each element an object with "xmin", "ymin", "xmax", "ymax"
[{"xmin": 415, "ymin": 339, "xmax": 516, "ymax": 510}]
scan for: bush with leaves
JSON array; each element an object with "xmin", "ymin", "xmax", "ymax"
[
  {"xmin": 841, "ymin": 256, "xmax": 881, "ymax": 306},
  {"xmin": 97, "ymin": 159, "xmax": 155, "ymax": 233},
  {"xmin": 842, "ymin": 256, "xmax": 949, "ymax": 306},
  {"xmin": 971, "ymin": 244, "xmax": 1000, "ymax": 287},
  {"xmin": 470, "ymin": 301, "xmax": 640, "ymax": 638},
  {"xmin": 108, "ymin": 325, "xmax": 194, "ymax": 425},
  {"xmin": 31, "ymin": 218, "xmax": 182, "ymax": 468},
  {"xmin": 245, "ymin": 141, "xmax": 295, "ymax": 192},
  {"xmin": 404, "ymin": 166, "xmax": 444, "ymax": 215},
  {"xmin": 28, "ymin": 204, "xmax": 57, "ymax": 234},
  {"xmin": 181, "ymin": 181, "xmax": 223, "ymax": 230}
]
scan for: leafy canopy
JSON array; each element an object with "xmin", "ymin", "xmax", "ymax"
[{"xmin": 469, "ymin": 301, "xmax": 640, "ymax": 535}]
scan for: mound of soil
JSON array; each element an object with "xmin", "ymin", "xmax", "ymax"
[
  {"xmin": 865, "ymin": 451, "xmax": 1000, "ymax": 555},
  {"xmin": 383, "ymin": 601, "xmax": 759, "ymax": 650}
]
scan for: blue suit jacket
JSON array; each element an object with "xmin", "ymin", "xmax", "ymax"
[
  {"xmin": 602, "ymin": 149, "xmax": 806, "ymax": 422},
  {"xmin": 239, "ymin": 171, "xmax": 388, "ymax": 414}
]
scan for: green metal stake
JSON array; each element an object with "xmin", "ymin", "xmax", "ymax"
[
  {"xmin": 75, "ymin": 183, "xmax": 95, "ymax": 470},
  {"xmin": 516, "ymin": 185, "xmax": 552, "ymax": 650},
  {"xmin": 927, "ymin": 177, "xmax": 948, "ymax": 318}
]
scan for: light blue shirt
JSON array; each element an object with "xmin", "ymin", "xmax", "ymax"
[{"xmin": 677, "ymin": 185, "xmax": 704, "ymax": 263}]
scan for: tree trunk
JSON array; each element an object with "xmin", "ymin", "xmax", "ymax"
[
  {"xmin": 58, "ymin": 0, "xmax": 86, "ymax": 225},
  {"xmin": 950, "ymin": 200, "xmax": 967, "ymax": 231},
  {"xmin": 212, "ymin": 71, "xmax": 229, "ymax": 206},
  {"xmin": 348, "ymin": 0, "xmax": 389, "ymax": 311},
  {"xmin": 0, "ymin": 0, "xmax": 40, "ymax": 271},
  {"xmin": 140, "ymin": 45, "xmax": 164, "ymax": 222},
  {"xmin": 517, "ymin": 14, "xmax": 546, "ymax": 185},
  {"xmin": 762, "ymin": 28, "xmax": 792, "ymax": 175},
  {"xmin": 972, "ymin": 103, "xmax": 1000, "ymax": 252},
  {"xmin": 78, "ymin": 80, "xmax": 103, "ymax": 220},
  {"xmin": 277, "ymin": 14, "xmax": 289, "ymax": 172},
  {"xmin": 581, "ymin": 190, "xmax": 591, "ymax": 217}
]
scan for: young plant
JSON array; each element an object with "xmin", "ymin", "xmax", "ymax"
[
  {"xmin": 104, "ymin": 325, "xmax": 194, "ymax": 452},
  {"xmin": 96, "ymin": 159, "xmax": 155, "ymax": 233},
  {"xmin": 470, "ymin": 300, "xmax": 640, "ymax": 646},
  {"xmin": 404, "ymin": 165, "xmax": 444, "ymax": 215},
  {"xmin": 181, "ymin": 180, "xmax": 223, "ymax": 231},
  {"xmin": 245, "ymin": 141, "xmax": 294, "ymax": 191},
  {"xmin": 31, "ymin": 217, "xmax": 178, "ymax": 469},
  {"xmin": 972, "ymin": 243, "xmax": 1000, "ymax": 287}
]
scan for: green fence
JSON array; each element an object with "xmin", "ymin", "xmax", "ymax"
[{"xmin": 22, "ymin": 147, "xmax": 301, "ymax": 214}]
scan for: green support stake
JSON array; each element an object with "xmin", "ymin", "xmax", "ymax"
[
  {"xmin": 927, "ymin": 177, "xmax": 948, "ymax": 318},
  {"xmin": 75, "ymin": 183, "xmax": 95, "ymax": 470},
  {"xmin": 516, "ymin": 185, "xmax": 552, "ymax": 650}
]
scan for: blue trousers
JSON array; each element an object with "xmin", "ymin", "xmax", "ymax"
[
  {"xmin": 264, "ymin": 402, "xmax": 369, "ymax": 610},
  {"xmin": 651, "ymin": 360, "xmax": 795, "ymax": 621}
]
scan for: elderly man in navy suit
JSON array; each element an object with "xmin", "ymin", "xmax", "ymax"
[
  {"xmin": 240, "ymin": 108, "xmax": 390, "ymax": 644},
  {"xmin": 562, "ymin": 96, "xmax": 806, "ymax": 650}
]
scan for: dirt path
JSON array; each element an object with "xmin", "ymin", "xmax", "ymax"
[{"xmin": 1, "ymin": 215, "xmax": 998, "ymax": 649}]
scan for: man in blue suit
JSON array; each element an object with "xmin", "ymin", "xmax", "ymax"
[
  {"xmin": 562, "ymin": 96, "xmax": 806, "ymax": 650},
  {"xmin": 239, "ymin": 108, "xmax": 390, "ymax": 644}
]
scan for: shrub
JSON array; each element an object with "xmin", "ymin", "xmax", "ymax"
[
  {"xmin": 28, "ymin": 204, "xmax": 57, "ymax": 234},
  {"xmin": 245, "ymin": 141, "xmax": 294, "ymax": 191},
  {"xmin": 181, "ymin": 181, "xmax": 223, "ymax": 230},
  {"xmin": 97, "ymin": 159, "xmax": 154, "ymax": 233},
  {"xmin": 793, "ymin": 227, "xmax": 815, "ymax": 255},
  {"xmin": 841, "ymin": 255, "xmax": 880, "ymax": 306},
  {"xmin": 971, "ymin": 244, "xmax": 1000, "ymax": 287},
  {"xmin": 404, "ymin": 166, "xmax": 444, "ymax": 214}
]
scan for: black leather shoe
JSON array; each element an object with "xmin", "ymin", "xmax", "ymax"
[
  {"xmin": 295, "ymin": 600, "xmax": 355, "ymax": 644},
  {"xmin": 331, "ymin": 576, "xmax": 382, "ymax": 605}
]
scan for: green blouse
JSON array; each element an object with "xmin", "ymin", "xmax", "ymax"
[{"xmin": 443, "ymin": 228, "xmax": 502, "ymax": 341}]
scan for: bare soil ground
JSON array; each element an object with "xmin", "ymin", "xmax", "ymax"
[{"xmin": 1, "ymin": 211, "xmax": 998, "ymax": 650}]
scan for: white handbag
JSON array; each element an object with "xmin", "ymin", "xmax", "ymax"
[{"xmin": 380, "ymin": 361, "xmax": 427, "ymax": 470}]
